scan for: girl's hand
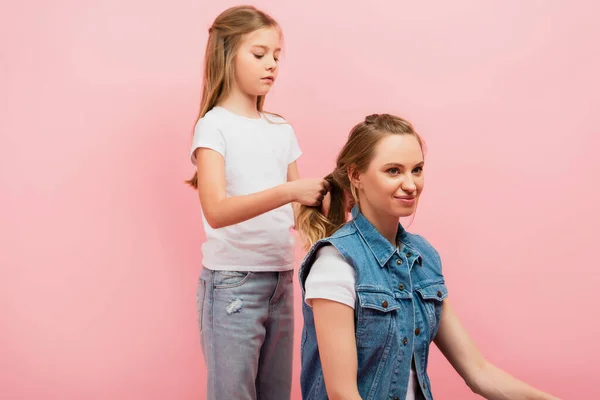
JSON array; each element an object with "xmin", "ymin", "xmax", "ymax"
[{"xmin": 288, "ymin": 178, "xmax": 330, "ymax": 206}]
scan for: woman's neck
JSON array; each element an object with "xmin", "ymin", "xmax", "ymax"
[
  {"xmin": 219, "ymin": 88, "xmax": 260, "ymax": 119},
  {"xmin": 360, "ymin": 205, "xmax": 399, "ymax": 246}
]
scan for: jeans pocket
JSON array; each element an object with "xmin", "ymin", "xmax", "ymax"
[{"xmin": 213, "ymin": 270, "xmax": 252, "ymax": 289}]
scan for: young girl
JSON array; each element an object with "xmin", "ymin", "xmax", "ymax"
[
  {"xmin": 296, "ymin": 114, "xmax": 558, "ymax": 400},
  {"xmin": 187, "ymin": 6, "xmax": 328, "ymax": 400}
]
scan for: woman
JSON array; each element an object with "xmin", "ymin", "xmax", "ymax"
[{"xmin": 295, "ymin": 113, "xmax": 558, "ymax": 400}]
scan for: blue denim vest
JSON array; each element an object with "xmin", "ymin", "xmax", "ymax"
[{"xmin": 299, "ymin": 207, "xmax": 448, "ymax": 400}]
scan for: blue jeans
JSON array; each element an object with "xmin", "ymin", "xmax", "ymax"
[{"xmin": 196, "ymin": 267, "xmax": 294, "ymax": 400}]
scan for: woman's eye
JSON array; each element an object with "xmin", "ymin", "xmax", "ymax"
[
  {"xmin": 253, "ymin": 54, "xmax": 264, "ymax": 59},
  {"xmin": 412, "ymin": 167, "xmax": 423, "ymax": 174},
  {"xmin": 388, "ymin": 168, "xmax": 400, "ymax": 175}
]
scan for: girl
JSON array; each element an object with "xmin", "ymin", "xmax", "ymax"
[
  {"xmin": 296, "ymin": 114, "xmax": 558, "ymax": 400},
  {"xmin": 187, "ymin": 6, "xmax": 328, "ymax": 400}
]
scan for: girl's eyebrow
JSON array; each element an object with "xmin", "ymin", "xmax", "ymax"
[{"xmin": 252, "ymin": 44, "xmax": 281, "ymax": 51}]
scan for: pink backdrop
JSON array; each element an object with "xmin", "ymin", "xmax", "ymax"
[{"xmin": 2, "ymin": 0, "xmax": 599, "ymax": 398}]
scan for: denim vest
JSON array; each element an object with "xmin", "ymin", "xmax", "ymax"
[{"xmin": 299, "ymin": 207, "xmax": 448, "ymax": 400}]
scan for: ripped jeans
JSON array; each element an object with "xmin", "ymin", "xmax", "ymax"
[{"xmin": 196, "ymin": 267, "xmax": 294, "ymax": 400}]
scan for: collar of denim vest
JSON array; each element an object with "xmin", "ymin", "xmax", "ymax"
[{"xmin": 350, "ymin": 204, "xmax": 420, "ymax": 268}]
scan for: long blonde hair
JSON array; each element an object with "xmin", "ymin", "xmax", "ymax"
[
  {"xmin": 296, "ymin": 113, "xmax": 425, "ymax": 249},
  {"xmin": 185, "ymin": 5, "xmax": 281, "ymax": 189}
]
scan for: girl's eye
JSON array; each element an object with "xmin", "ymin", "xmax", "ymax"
[
  {"xmin": 387, "ymin": 168, "xmax": 400, "ymax": 175},
  {"xmin": 412, "ymin": 167, "xmax": 423, "ymax": 174},
  {"xmin": 253, "ymin": 54, "xmax": 264, "ymax": 59}
]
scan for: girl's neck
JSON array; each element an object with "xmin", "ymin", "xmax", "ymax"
[{"xmin": 219, "ymin": 87, "xmax": 260, "ymax": 119}]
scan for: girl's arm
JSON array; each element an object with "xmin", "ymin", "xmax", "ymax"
[
  {"xmin": 287, "ymin": 160, "xmax": 301, "ymax": 225},
  {"xmin": 434, "ymin": 300, "xmax": 559, "ymax": 400},
  {"xmin": 287, "ymin": 160, "xmax": 300, "ymax": 182},
  {"xmin": 195, "ymin": 148, "xmax": 326, "ymax": 229},
  {"xmin": 312, "ymin": 298, "xmax": 363, "ymax": 400}
]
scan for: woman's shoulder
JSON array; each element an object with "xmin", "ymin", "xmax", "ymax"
[
  {"xmin": 314, "ymin": 244, "xmax": 346, "ymax": 262},
  {"xmin": 329, "ymin": 221, "xmax": 357, "ymax": 239},
  {"xmin": 302, "ymin": 224, "xmax": 356, "ymax": 264},
  {"xmin": 311, "ymin": 222, "xmax": 362, "ymax": 255},
  {"xmin": 405, "ymin": 232, "xmax": 438, "ymax": 253}
]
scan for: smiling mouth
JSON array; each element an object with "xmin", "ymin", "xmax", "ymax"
[{"xmin": 395, "ymin": 196, "xmax": 416, "ymax": 206}]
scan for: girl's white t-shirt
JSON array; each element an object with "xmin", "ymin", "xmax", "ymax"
[
  {"xmin": 190, "ymin": 106, "xmax": 302, "ymax": 272},
  {"xmin": 305, "ymin": 245, "xmax": 422, "ymax": 400}
]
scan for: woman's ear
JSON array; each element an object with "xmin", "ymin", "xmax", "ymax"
[{"xmin": 348, "ymin": 166, "xmax": 362, "ymax": 190}]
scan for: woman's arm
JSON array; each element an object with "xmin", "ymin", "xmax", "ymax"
[
  {"xmin": 434, "ymin": 300, "xmax": 559, "ymax": 400},
  {"xmin": 312, "ymin": 298, "xmax": 363, "ymax": 400},
  {"xmin": 195, "ymin": 148, "xmax": 326, "ymax": 229}
]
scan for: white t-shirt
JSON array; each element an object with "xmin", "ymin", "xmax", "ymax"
[
  {"xmin": 305, "ymin": 246, "xmax": 421, "ymax": 400},
  {"xmin": 190, "ymin": 106, "xmax": 302, "ymax": 272}
]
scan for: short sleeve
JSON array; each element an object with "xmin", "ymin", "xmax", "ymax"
[
  {"xmin": 305, "ymin": 246, "xmax": 356, "ymax": 309},
  {"xmin": 288, "ymin": 126, "xmax": 302, "ymax": 164},
  {"xmin": 190, "ymin": 117, "xmax": 225, "ymax": 166}
]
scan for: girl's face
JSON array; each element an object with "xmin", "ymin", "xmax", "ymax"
[
  {"xmin": 233, "ymin": 27, "xmax": 281, "ymax": 97},
  {"xmin": 354, "ymin": 134, "xmax": 424, "ymax": 220}
]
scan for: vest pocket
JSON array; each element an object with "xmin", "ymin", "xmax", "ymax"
[
  {"xmin": 415, "ymin": 283, "xmax": 448, "ymax": 339},
  {"xmin": 355, "ymin": 290, "xmax": 399, "ymax": 349}
]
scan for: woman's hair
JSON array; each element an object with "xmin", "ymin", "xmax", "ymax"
[
  {"xmin": 296, "ymin": 113, "xmax": 425, "ymax": 249},
  {"xmin": 186, "ymin": 5, "xmax": 281, "ymax": 188}
]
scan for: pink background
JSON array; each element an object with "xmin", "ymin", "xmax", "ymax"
[{"xmin": 2, "ymin": 0, "xmax": 599, "ymax": 399}]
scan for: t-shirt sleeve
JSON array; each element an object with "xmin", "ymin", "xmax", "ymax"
[
  {"xmin": 288, "ymin": 126, "xmax": 302, "ymax": 164},
  {"xmin": 190, "ymin": 117, "xmax": 225, "ymax": 166},
  {"xmin": 305, "ymin": 246, "xmax": 356, "ymax": 309}
]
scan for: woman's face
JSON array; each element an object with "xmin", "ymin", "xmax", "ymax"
[{"xmin": 355, "ymin": 134, "xmax": 424, "ymax": 220}]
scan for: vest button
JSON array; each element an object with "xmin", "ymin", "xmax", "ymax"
[
  {"xmin": 394, "ymin": 397, "xmax": 399, "ymax": 400},
  {"xmin": 437, "ymin": 291, "xmax": 442, "ymax": 297},
  {"xmin": 398, "ymin": 284, "xmax": 405, "ymax": 291},
  {"xmin": 403, "ymin": 337, "xmax": 408, "ymax": 345},
  {"xmin": 381, "ymin": 301, "xmax": 388, "ymax": 308},
  {"xmin": 406, "ymin": 252, "xmax": 413, "ymax": 258},
  {"xmin": 415, "ymin": 327, "xmax": 421, "ymax": 335},
  {"xmin": 396, "ymin": 259, "xmax": 403, "ymax": 265}
]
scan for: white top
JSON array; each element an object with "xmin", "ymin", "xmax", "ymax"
[
  {"xmin": 305, "ymin": 245, "xmax": 420, "ymax": 400},
  {"xmin": 190, "ymin": 106, "xmax": 302, "ymax": 272}
]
